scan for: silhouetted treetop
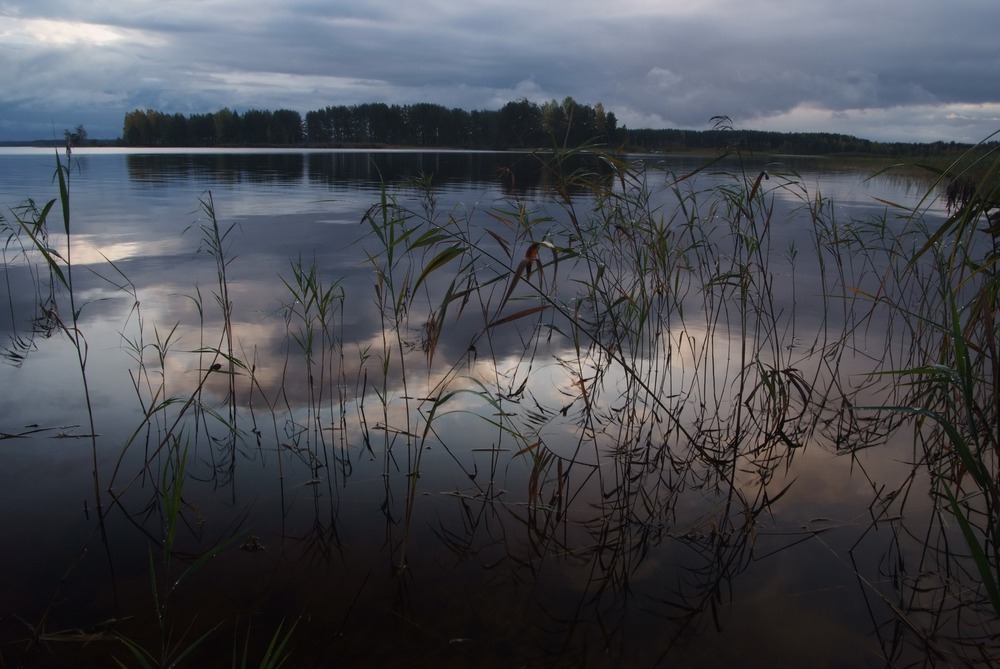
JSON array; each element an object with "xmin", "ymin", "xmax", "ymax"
[
  {"xmin": 121, "ymin": 101, "xmax": 989, "ymax": 157},
  {"xmin": 122, "ymin": 99, "xmax": 622, "ymax": 149}
]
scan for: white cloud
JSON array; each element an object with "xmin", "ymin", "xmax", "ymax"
[
  {"xmin": 0, "ymin": 15, "xmax": 161, "ymax": 47},
  {"xmin": 744, "ymin": 103, "xmax": 1000, "ymax": 144},
  {"xmin": 646, "ymin": 68, "xmax": 684, "ymax": 89},
  {"xmin": 0, "ymin": 0, "xmax": 999, "ymax": 142}
]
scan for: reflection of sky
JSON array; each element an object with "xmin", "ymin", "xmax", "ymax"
[
  {"xmin": 0, "ymin": 149, "xmax": 974, "ymax": 666},
  {"xmin": 0, "ymin": 148, "xmax": 948, "ymax": 465},
  {"xmin": 0, "ymin": 147, "xmax": 942, "ymax": 475}
]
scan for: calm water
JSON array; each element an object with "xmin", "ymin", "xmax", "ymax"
[{"xmin": 0, "ymin": 148, "xmax": 986, "ymax": 667}]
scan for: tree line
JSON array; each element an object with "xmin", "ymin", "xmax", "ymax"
[
  {"xmin": 122, "ymin": 107, "xmax": 305, "ymax": 147},
  {"xmin": 627, "ymin": 127, "xmax": 992, "ymax": 158},
  {"xmin": 121, "ymin": 101, "xmax": 995, "ymax": 157},
  {"xmin": 121, "ymin": 98, "xmax": 624, "ymax": 149}
]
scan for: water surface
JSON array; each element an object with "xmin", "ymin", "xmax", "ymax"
[{"xmin": 0, "ymin": 148, "xmax": 987, "ymax": 667}]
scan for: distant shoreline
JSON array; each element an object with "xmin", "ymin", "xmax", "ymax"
[{"xmin": 0, "ymin": 138, "xmax": 991, "ymax": 165}]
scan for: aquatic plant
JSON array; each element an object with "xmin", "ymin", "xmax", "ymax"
[{"xmin": 3, "ymin": 139, "xmax": 1000, "ymax": 666}]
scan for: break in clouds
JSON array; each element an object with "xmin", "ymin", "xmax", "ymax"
[{"xmin": 1, "ymin": 0, "xmax": 999, "ymax": 142}]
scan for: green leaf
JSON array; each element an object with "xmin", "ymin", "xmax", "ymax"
[
  {"xmin": 488, "ymin": 304, "xmax": 550, "ymax": 328},
  {"xmin": 412, "ymin": 244, "xmax": 464, "ymax": 294},
  {"xmin": 943, "ymin": 484, "xmax": 1000, "ymax": 618}
]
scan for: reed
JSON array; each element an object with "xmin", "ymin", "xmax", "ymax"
[
  {"xmin": 189, "ymin": 193, "xmax": 240, "ymax": 453},
  {"xmin": 5, "ymin": 139, "xmax": 1000, "ymax": 665},
  {"xmin": 806, "ymin": 137, "xmax": 1000, "ymax": 660},
  {"xmin": 0, "ymin": 150, "xmax": 106, "ymax": 511},
  {"xmin": 877, "ymin": 143, "xmax": 1000, "ymax": 615},
  {"xmin": 279, "ymin": 256, "xmax": 346, "ymax": 475}
]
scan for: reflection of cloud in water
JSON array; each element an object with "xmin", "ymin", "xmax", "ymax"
[
  {"xmin": 3, "ymin": 150, "xmax": 981, "ymax": 666},
  {"xmin": 67, "ymin": 234, "xmax": 190, "ymax": 266}
]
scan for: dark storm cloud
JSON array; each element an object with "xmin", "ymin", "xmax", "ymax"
[{"xmin": 1, "ymin": 0, "xmax": 998, "ymax": 142}]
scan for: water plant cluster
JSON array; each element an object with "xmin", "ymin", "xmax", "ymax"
[{"xmin": 1, "ymin": 141, "xmax": 999, "ymax": 666}]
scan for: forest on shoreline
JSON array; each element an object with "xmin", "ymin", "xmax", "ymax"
[
  {"xmin": 119, "ymin": 98, "xmax": 624, "ymax": 151},
  {"xmin": 11, "ymin": 98, "xmax": 993, "ymax": 159}
]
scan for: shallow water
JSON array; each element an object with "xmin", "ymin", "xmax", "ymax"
[{"xmin": 0, "ymin": 147, "xmax": 991, "ymax": 667}]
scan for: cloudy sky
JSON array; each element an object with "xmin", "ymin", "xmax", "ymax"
[{"xmin": 2, "ymin": 0, "xmax": 999, "ymax": 144}]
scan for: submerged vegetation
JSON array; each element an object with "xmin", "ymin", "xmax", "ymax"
[{"xmin": 1, "ymin": 137, "xmax": 999, "ymax": 666}]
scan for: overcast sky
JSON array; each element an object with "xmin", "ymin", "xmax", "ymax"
[{"xmin": 2, "ymin": 0, "xmax": 999, "ymax": 144}]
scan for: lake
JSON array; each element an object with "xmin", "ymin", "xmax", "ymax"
[{"xmin": 0, "ymin": 147, "xmax": 996, "ymax": 667}]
